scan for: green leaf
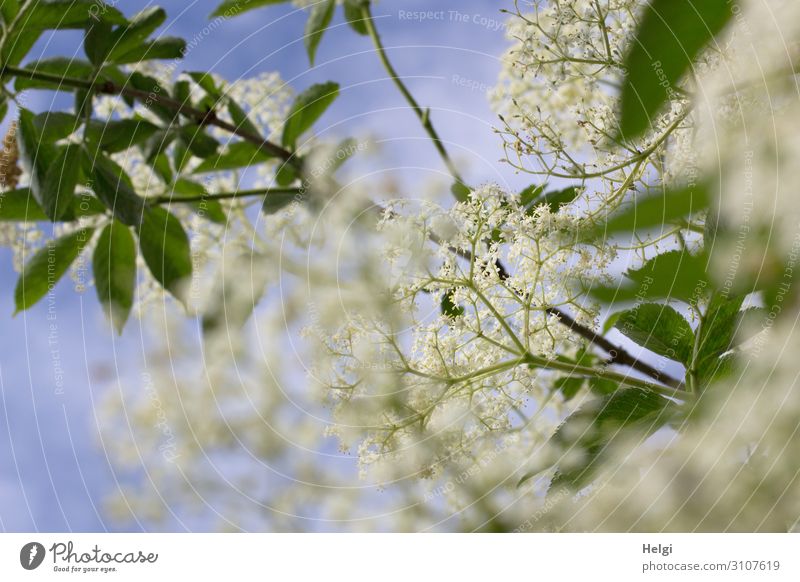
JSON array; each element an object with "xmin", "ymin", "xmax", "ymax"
[
  {"xmin": 106, "ymin": 7, "xmax": 167, "ymax": 63},
  {"xmin": 16, "ymin": 109, "xmax": 57, "ymax": 217},
  {"xmin": 274, "ymin": 162, "xmax": 299, "ymax": 187},
  {"xmin": 192, "ymin": 141, "xmax": 274, "ymax": 173},
  {"xmin": 305, "ymin": 0, "xmax": 335, "ymax": 65},
  {"xmin": 519, "ymin": 184, "xmax": 545, "ymax": 212},
  {"xmin": 90, "ymin": 156, "xmax": 146, "ymax": 226},
  {"xmin": 187, "ymin": 72, "xmax": 222, "ymax": 100},
  {"xmin": 93, "ymin": 221, "xmax": 136, "ymax": 333},
  {"xmin": 84, "ymin": 17, "xmax": 113, "ymax": 66},
  {"xmin": 0, "ymin": 189, "xmax": 105, "ymax": 222},
  {"xmin": 440, "ymin": 289, "xmax": 464, "ymax": 319},
  {"xmin": 694, "ymin": 293, "xmax": 744, "ymax": 386},
  {"xmin": 14, "ymin": 58, "xmax": 94, "ymax": 91},
  {"xmin": 614, "ymin": 303, "xmax": 695, "ymax": 365},
  {"xmin": 179, "ymin": 126, "xmax": 219, "ymax": 159},
  {"xmin": 589, "ymin": 250, "xmax": 709, "ymax": 304},
  {"xmin": 32, "ymin": 112, "xmax": 82, "ymax": 141},
  {"xmin": 137, "ymin": 207, "xmax": 192, "ymax": 301},
  {"xmin": 451, "ymin": 181, "xmax": 471, "ymax": 202},
  {"xmin": 0, "ymin": 0, "xmax": 20, "ymax": 25},
  {"xmin": 595, "ymin": 183, "xmax": 709, "ymax": 238},
  {"xmin": 281, "ymin": 82, "xmax": 339, "ymax": 149},
  {"xmin": 42, "ymin": 145, "xmax": 81, "ymax": 221},
  {"xmin": 152, "ymin": 153, "xmax": 173, "ymax": 184},
  {"xmin": 127, "ymin": 72, "xmax": 175, "ymax": 122},
  {"xmin": 343, "ymin": 0, "xmax": 369, "ymax": 35},
  {"xmin": 111, "ymin": 37, "xmax": 186, "ymax": 64},
  {"xmin": 262, "ymin": 190, "xmax": 298, "ymax": 215},
  {"xmin": 14, "ymin": 227, "xmax": 95, "ymax": 313},
  {"xmin": 555, "ymin": 376, "xmax": 585, "ymax": 402},
  {"xmin": 86, "ymin": 118, "xmax": 160, "ymax": 153},
  {"xmin": 170, "ymin": 179, "xmax": 227, "ymax": 224},
  {"xmin": 520, "ymin": 185, "xmax": 579, "ymax": 215},
  {"xmin": 0, "ymin": 189, "xmax": 49, "ymax": 221},
  {"xmin": 520, "ymin": 388, "xmax": 674, "ymax": 489},
  {"xmin": 140, "ymin": 128, "xmax": 178, "ymax": 164},
  {"xmin": 27, "ymin": 0, "xmax": 125, "ymax": 28},
  {"xmin": 210, "ymin": 0, "xmax": 289, "ymax": 18},
  {"xmin": 227, "ymin": 100, "xmax": 260, "ymax": 136},
  {"xmin": 618, "ymin": 0, "xmax": 734, "ymax": 140},
  {"xmin": 537, "ymin": 186, "xmax": 580, "ymax": 213}
]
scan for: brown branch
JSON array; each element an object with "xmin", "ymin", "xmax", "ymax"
[{"xmin": 1, "ymin": 64, "xmax": 297, "ymax": 164}]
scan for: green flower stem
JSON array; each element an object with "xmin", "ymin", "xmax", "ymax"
[{"xmin": 361, "ymin": 5, "xmax": 466, "ymax": 189}]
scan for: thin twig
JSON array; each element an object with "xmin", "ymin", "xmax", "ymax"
[{"xmin": 147, "ymin": 187, "xmax": 301, "ymax": 206}]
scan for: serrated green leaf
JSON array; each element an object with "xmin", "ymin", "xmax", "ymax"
[
  {"xmin": 305, "ymin": 0, "xmax": 335, "ymax": 65},
  {"xmin": 93, "ymin": 221, "xmax": 136, "ymax": 334},
  {"xmin": 519, "ymin": 388, "xmax": 673, "ymax": 489},
  {"xmin": 694, "ymin": 293, "xmax": 744, "ymax": 387},
  {"xmin": 281, "ymin": 81, "xmax": 339, "ymax": 149},
  {"xmin": 42, "ymin": 145, "xmax": 81, "ymax": 221},
  {"xmin": 614, "ymin": 303, "xmax": 695, "ymax": 365},
  {"xmin": 619, "ymin": 0, "xmax": 734, "ymax": 140},
  {"xmin": 210, "ymin": 0, "xmax": 289, "ymax": 18},
  {"xmin": 137, "ymin": 207, "xmax": 192, "ymax": 301},
  {"xmin": 548, "ymin": 388, "xmax": 673, "ymax": 491},
  {"xmin": 14, "ymin": 228, "xmax": 95, "ymax": 313},
  {"xmin": 596, "ymin": 183, "xmax": 709, "ymax": 239},
  {"xmin": 589, "ymin": 250, "xmax": 709, "ymax": 304}
]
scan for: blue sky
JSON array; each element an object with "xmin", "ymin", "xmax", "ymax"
[{"xmin": 0, "ymin": 0, "xmax": 522, "ymax": 531}]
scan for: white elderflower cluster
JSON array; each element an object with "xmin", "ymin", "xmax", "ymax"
[
  {"xmin": 493, "ymin": 0, "xmax": 694, "ymax": 214},
  {"xmin": 290, "ymin": 184, "xmax": 611, "ymax": 494}
]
